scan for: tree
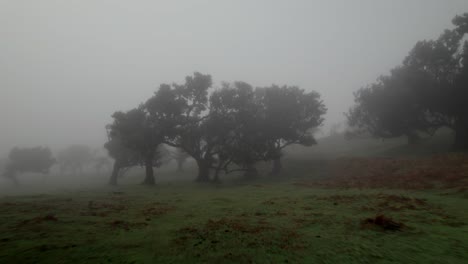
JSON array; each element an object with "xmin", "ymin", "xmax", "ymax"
[
  {"xmin": 146, "ymin": 72, "xmax": 215, "ymax": 182},
  {"xmin": 104, "ymin": 134, "xmax": 142, "ymax": 185},
  {"xmin": 92, "ymin": 156, "xmax": 112, "ymax": 175},
  {"xmin": 106, "ymin": 107, "xmax": 163, "ymax": 185},
  {"xmin": 347, "ymin": 13, "xmax": 468, "ymax": 149},
  {"xmin": 2, "ymin": 147, "xmax": 55, "ymax": 185},
  {"xmin": 329, "ymin": 123, "xmax": 343, "ymax": 137},
  {"xmin": 401, "ymin": 13, "xmax": 468, "ymax": 149},
  {"xmin": 57, "ymin": 144, "xmax": 93, "ymax": 176},
  {"xmin": 209, "ymin": 81, "xmax": 266, "ymax": 180},
  {"xmin": 256, "ymin": 85, "xmax": 326, "ymax": 175},
  {"xmin": 122, "ymin": 72, "xmax": 326, "ymax": 183},
  {"xmin": 347, "ymin": 66, "xmax": 436, "ymax": 144},
  {"xmin": 209, "ymin": 82, "xmax": 327, "ymax": 179}
]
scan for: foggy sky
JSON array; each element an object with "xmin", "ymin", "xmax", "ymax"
[{"xmin": 1, "ymin": 0, "xmax": 467, "ymax": 154}]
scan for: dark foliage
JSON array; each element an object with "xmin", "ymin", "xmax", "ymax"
[
  {"xmin": 2, "ymin": 146, "xmax": 55, "ymax": 185},
  {"xmin": 347, "ymin": 13, "xmax": 468, "ymax": 149}
]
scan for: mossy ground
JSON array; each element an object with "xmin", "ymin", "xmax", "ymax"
[
  {"xmin": 0, "ymin": 180, "xmax": 467, "ymax": 263},
  {"xmin": 1, "ymin": 133, "xmax": 467, "ymax": 263}
]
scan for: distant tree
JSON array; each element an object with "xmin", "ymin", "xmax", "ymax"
[
  {"xmin": 2, "ymin": 147, "xmax": 55, "ymax": 185},
  {"xmin": 106, "ymin": 107, "xmax": 163, "ymax": 185},
  {"xmin": 329, "ymin": 123, "xmax": 342, "ymax": 137},
  {"xmin": 92, "ymin": 156, "xmax": 112, "ymax": 175},
  {"xmin": 256, "ymin": 85, "xmax": 326, "ymax": 175},
  {"xmin": 57, "ymin": 144, "xmax": 93, "ymax": 176}
]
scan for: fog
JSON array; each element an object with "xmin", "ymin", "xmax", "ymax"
[
  {"xmin": 1, "ymin": 0, "xmax": 466, "ymax": 153},
  {"xmin": 2, "ymin": 2, "xmax": 468, "ymax": 262}
]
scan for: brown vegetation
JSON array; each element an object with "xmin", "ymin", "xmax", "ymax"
[{"xmin": 303, "ymin": 154, "xmax": 468, "ymax": 190}]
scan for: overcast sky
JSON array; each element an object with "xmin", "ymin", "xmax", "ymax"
[{"xmin": 1, "ymin": 0, "xmax": 467, "ymax": 153}]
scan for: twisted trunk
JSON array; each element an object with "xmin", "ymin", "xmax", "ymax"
[
  {"xmin": 270, "ymin": 157, "xmax": 282, "ymax": 176},
  {"xmin": 109, "ymin": 160, "xmax": 120, "ymax": 186},
  {"xmin": 142, "ymin": 154, "xmax": 155, "ymax": 185},
  {"xmin": 213, "ymin": 166, "xmax": 222, "ymax": 183},
  {"xmin": 195, "ymin": 159, "xmax": 211, "ymax": 182}
]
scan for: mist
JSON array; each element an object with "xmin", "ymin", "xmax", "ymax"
[
  {"xmin": 1, "ymin": 1, "xmax": 468, "ymax": 263},
  {"xmin": 1, "ymin": 0, "xmax": 466, "ymax": 152}
]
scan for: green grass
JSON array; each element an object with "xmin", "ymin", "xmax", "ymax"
[
  {"xmin": 0, "ymin": 181, "xmax": 467, "ymax": 263},
  {"xmin": 1, "ymin": 131, "xmax": 466, "ymax": 263}
]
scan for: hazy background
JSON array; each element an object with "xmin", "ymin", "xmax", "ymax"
[{"xmin": 1, "ymin": 0, "xmax": 467, "ymax": 154}]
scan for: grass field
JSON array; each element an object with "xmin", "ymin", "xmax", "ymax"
[
  {"xmin": 0, "ymin": 182, "xmax": 467, "ymax": 263},
  {"xmin": 1, "ymin": 133, "xmax": 467, "ymax": 263}
]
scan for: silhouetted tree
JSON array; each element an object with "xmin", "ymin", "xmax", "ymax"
[
  {"xmin": 402, "ymin": 13, "xmax": 468, "ymax": 149},
  {"xmin": 209, "ymin": 82, "xmax": 326, "ymax": 179},
  {"xmin": 347, "ymin": 66, "xmax": 436, "ymax": 144},
  {"xmin": 2, "ymin": 147, "xmax": 55, "ymax": 185},
  {"xmin": 146, "ymin": 72, "xmax": 215, "ymax": 182},
  {"xmin": 347, "ymin": 13, "xmax": 468, "ymax": 149},
  {"xmin": 104, "ymin": 134, "xmax": 142, "ymax": 185},
  {"xmin": 57, "ymin": 144, "xmax": 93, "ymax": 176},
  {"xmin": 92, "ymin": 156, "xmax": 112, "ymax": 175},
  {"xmin": 256, "ymin": 85, "xmax": 326, "ymax": 175},
  {"xmin": 114, "ymin": 72, "xmax": 326, "ymax": 183},
  {"xmin": 106, "ymin": 107, "xmax": 163, "ymax": 185},
  {"xmin": 209, "ymin": 81, "xmax": 266, "ymax": 180}
]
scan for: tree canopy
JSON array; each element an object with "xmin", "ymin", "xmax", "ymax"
[
  {"xmin": 105, "ymin": 72, "xmax": 326, "ymax": 184},
  {"xmin": 347, "ymin": 13, "xmax": 468, "ymax": 149},
  {"xmin": 2, "ymin": 147, "xmax": 55, "ymax": 185}
]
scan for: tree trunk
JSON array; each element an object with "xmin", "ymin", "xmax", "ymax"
[
  {"xmin": 270, "ymin": 157, "xmax": 282, "ymax": 176},
  {"xmin": 453, "ymin": 118, "xmax": 468, "ymax": 151},
  {"xmin": 109, "ymin": 161, "xmax": 120, "ymax": 186},
  {"xmin": 406, "ymin": 132, "xmax": 420, "ymax": 145},
  {"xmin": 213, "ymin": 167, "xmax": 221, "ymax": 183},
  {"xmin": 196, "ymin": 160, "xmax": 211, "ymax": 182},
  {"xmin": 142, "ymin": 155, "xmax": 155, "ymax": 185}
]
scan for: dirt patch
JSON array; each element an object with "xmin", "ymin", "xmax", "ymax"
[
  {"xmin": 174, "ymin": 217, "xmax": 305, "ymax": 254},
  {"xmin": 80, "ymin": 201, "xmax": 127, "ymax": 217},
  {"xmin": 318, "ymin": 194, "xmax": 365, "ymax": 204},
  {"xmin": 15, "ymin": 214, "xmax": 58, "ymax": 230},
  {"xmin": 36, "ymin": 243, "xmax": 77, "ymax": 252},
  {"xmin": 141, "ymin": 202, "xmax": 175, "ymax": 217},
  {"xmin": 18, "ymin": 214, "xmax": 57, "ymax": 225},
  {"xmin": 361, "ymin": 215, "xmax": 404, "ymax": 231},
  {"xmin": 361, "ymin": 194, "xmax": 429, "ymax": 212},
  {"xmin": 109, "ymin": 220, "xmax": 148, "ymax": 231},
  {"xmin": 261, "ymin": 197, "xmax": 299, "ymax": 206},
  {"xmin": 293, "ymin": 182, "xmax": 316, "ymax": 188}
]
